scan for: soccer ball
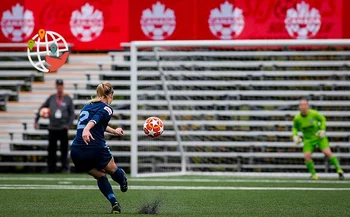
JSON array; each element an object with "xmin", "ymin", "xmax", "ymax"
[
  {"xmin": 40, "ymin": 107, "xmax": 50, "ymax": 118},
  {"xmin": 143, "ymin": 117, "xmax": 164, "ymax": 138}
]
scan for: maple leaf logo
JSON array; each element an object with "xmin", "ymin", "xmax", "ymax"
[
  {"xmin": 70, "ymin": 3, "xmax": 104, "ymax": 42},
  {"xmin": 285, "ymin": 1, "xmax": 321, "ymax": 39},
  {"xmin": 140, "ymin": 1, "xmax": 176, "ymax": 40},
  {"xmin": 1, "ymin": 3, "xmax": 34, "ymax": 42},
  {"xmin": 208, "ymin": 1, "xmax": 244, "ymax": 40}
]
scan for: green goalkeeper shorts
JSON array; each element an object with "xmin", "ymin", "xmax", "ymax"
[{"xmin": 303, "ymin": 137, "xmax": 330, "ymax": 153}]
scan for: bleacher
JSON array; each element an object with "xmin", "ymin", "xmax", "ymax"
[
  {"xmin": 0, "ymin": 43, "xmax": 78, "ymax": 171},
  {"xmin": 115, "ymin": 40, "xmax": 350, "ymax": 174},
  {"xmin": 0, "ymin": 40, "xmax": 350, "ymax": 175},
  {"xmin": 0, "ymin": 43, "xmax": 47, "ymax": 112}
]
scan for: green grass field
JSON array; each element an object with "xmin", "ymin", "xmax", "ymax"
[{"xmin": 1, "ymin": 174, "xmax": 350, "ymax": 217}]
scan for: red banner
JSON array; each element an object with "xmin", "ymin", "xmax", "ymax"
[
  {"xmin": 0, "ymin": 0, "xmax": 347, "ymax": 51},
  {"xmin": 0, "ymin": 0, "xmax": 129, "ymax": 51},
  {"xmin": 343, "ymin": 0, "xmax": 350, "ymax": 38},
  {"xmin": 131, "ymin": 0, "xmax": 343, "ymax": 41},
  {"xmin": 196, "ymin": 0, "xmax": 342, "ymax": 40}
]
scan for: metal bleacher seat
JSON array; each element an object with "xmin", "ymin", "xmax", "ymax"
[
  {"xmin": 7, "ymin": 129, "xmax": 350, "ymax": 143},
  {"xmin": 0, "ymin": 90, "xmax": 10, "ymax": 111},
  {"xmin": 96, "ymin": 60, "xmax": 350, "ymax": 71},
  {"xmin": 0, "ymin": 61, "xmax": 34, "ymax": 69},
  {"xmin": 86, "ymin": 70, "xmax": 350, "ymax": 79},
  {"xmin": 0, "ymin": 80, "xmax": 28, "ymax": 91},
  {"xmin": 26, "ymin": 109, "xmax": 347, "ymax": 121},
  {"xmin": 0, "ymin": 52, "xmax": 27, "ymax": 57},
  {"xmin": 71, "ymin": 99, "xmax": 350, "ymax": 109},
  {"xmin": 0, "ymin": 71, "xmax": 44, "ymax": 82},
  {"xmin": 82, "ymin": 79, "xmax": 350, "ymax": 90},
  {"xmin": 76, "ymin": 89, "xmax": 350, "ymax": 98},
  {"xmin": 0, "ymin": 80, "xmax": 31, "ymax": 102},
  {"xmin": 108, "ymin": 50, "xmax": 350, "ymax": 62}
]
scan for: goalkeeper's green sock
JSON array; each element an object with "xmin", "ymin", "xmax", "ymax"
[
  {"xmin": 329, "ymin": 156, "xmax": 342, "ymax": 172},
  {"xmin": 305, "ymin": 160, "xmax": 316, "ymax": 176}
]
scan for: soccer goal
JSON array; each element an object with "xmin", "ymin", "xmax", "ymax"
[{"xmin": 129, "ymin": 39, "xmax": 350, "ymax": 177}]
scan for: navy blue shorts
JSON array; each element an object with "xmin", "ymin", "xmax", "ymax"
[{"xmin": 70, "ymin": 146, "xmax": 113, "ymax": 172}]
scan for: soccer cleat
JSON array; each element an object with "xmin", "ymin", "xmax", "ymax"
[
  {"xmin": 337, "ymin": 169, "xmax": 344, "ymax": 180},
  {"xmin": 111, "ymin": 202, "xmax": 121, "ymax": 214},
  {"xmin": 311, "ymin": 174, "xmax": 319, "ymax": 180},
  {"xmin": 120, "ymin": 168, "xmax": 128, "ymax": 192}
]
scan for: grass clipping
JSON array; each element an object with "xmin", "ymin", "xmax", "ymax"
[{"xmin": 138, "ymin": 199, "xmax": 162, "ymax": 214}]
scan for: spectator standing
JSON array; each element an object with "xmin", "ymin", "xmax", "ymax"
[{"xmin": 34, "ymin": 79, "xmax": 75, "ymax": 173}]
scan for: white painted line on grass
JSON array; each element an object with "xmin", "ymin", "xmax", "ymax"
[
  {"xmin": 0, "ymin": 176, "xmax": 349, "ymax": 184},
  {"xmin": 57, "ymin": 181, "xmax": 73, "ymax": 185},
  {"xmin": 0, "ymin": 184, "xmax": 350, "ymax": 191},
  {"xmin": 0, "ymin": 177, "xmax": 91, "ymax": 181},
  {"xmin": 131, "ymin": 178, "xmax": 350, "ymax": 184}
]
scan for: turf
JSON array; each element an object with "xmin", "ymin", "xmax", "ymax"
[{"xmin": 0, "ymin": 174, "xmax": 350, "ymax": 217}]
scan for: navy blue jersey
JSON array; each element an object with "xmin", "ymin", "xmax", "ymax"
[{"xmin": 72, "ymin": 101, "xmax": 113, "ymax": 147}]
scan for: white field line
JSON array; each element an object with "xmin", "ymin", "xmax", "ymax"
[
  {"xmin": 0, "ymin": 177, "xmax": 349, "ymax": 184},
  {"xmin": 0, "ymin": 184, "xmax": 350, "ymax": 191}
]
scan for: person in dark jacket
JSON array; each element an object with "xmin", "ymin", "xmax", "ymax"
[{"xmin": 34, "ymin": 79, "xmax": 75, "ymax": 173}]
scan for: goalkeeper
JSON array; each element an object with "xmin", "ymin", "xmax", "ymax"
[{"xmin": 292, "ymin": 98, "xmax": 344, "ymax": 180}]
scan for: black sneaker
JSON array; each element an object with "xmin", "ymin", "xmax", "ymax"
[
  {"xmin": 111, "ymin": 202, "xmax": 121, "ymax": 214},
  {"xmin": 338, "ymin": 170, "xmax": 345, "ymax": 180},
  {"xmin": 120, "ymin": 168, "xmax": 128, "ymax": 192}
]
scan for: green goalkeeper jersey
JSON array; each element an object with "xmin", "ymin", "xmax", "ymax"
[{"xmin": 292, "ymin": 109, "xmax": 326, "ymax": 140}]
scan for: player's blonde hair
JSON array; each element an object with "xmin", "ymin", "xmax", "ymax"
[{"xmin": 89, "ymin": 81, "xmax": 114, "ymax": 103}]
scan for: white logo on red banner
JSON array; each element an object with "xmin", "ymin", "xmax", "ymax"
[
  {"xmin": 0, "ymin": 3, "xmax": 34, "ymax": 42},
  {"xmin": 140, "ymin": 1, "xmax": 176, "ymax": 40},
  {"xmin": 285, "ymin": 1, "xmax": 321, "ymax": 39},
  {"xmin": 70, "ymin": 3, "xmax": 104, "ymax": 42},
  {"xmin": 208, "ymin": 1, "xmax": 244, "ymax": 40}
]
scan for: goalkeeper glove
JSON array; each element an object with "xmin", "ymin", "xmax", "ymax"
[
  {"xmin": 293, "ymin": 135, "xmax": 302, "ymax": 145},
  {"xmin": 316, "ymin": 130, "xmax": 326, "ymax": 139}
]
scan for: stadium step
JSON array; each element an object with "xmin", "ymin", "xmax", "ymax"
[
  {"xmin": 68, "ymin": 53, "xmax": 111, "ymax": 63},
  {"xmin": 18, "ymin": 91, "xmax": 74, "ymax": 102}
]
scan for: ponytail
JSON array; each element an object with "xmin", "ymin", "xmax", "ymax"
[{"xmin": 88, "ymin": 81, "xmax": 114, "ymax": 103}]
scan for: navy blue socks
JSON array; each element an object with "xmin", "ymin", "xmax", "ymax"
[
  {"xmin": 97, "ymin": 176, "xmax": 117, "ymax": 205},
  {"xmin": 110, "ymin": 167, "xmax": 125, "ymax": 185}
]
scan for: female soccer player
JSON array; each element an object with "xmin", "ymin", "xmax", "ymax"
[
  {"xmin": 71, "ymin": 81, "xmax": 128, "ymax": 214},
  {"xmin": 292, "ymin": 98, "xmax": 344, "ymax": 180}
]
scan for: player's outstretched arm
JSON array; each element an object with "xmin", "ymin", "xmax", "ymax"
[
  {"xmin": 292, "ymin": 117, "xmax": 302, "ymax": 145},
  {"xmin": 315, "ymin": 111, "xmax": 326, "ymax": 138},
  {"xmin": 82, "ymin": 121, "xmax": 95, "ymax": 145},
  {"xmin": 106, "ymin": 126, "xmax": 124, "ymax": 136},
  {"xmin": 316, "ymin": 111, "xmax": 326, "ymax": 130}
]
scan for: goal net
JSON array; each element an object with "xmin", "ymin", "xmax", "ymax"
[{"xmin": 129, "ymin": 40, "xmax": 350, "ymax": 177}]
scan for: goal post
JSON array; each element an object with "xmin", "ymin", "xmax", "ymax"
[
  {"xmin": 129, "ymin": 39, "xmax": 350, "ymax": 178},
  {"xmin": 154, "ymin": 47, "xmax": 186, "ymax": 175}
]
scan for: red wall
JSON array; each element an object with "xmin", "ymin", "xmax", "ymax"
[
  {"xmin": 343, "ymin": 0, "xmax": 350, "ymax": 38},
  {"xmin": 0, "ymin": 0, "xmax": 348, "ymax": 51},
  {"xmin": 0, "ymin": 0, "xmax": 129, "ymax": 50}
]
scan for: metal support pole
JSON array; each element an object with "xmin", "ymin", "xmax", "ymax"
[
  {"xmin": 130, "ymin": 42, "xmax": 138, "ymax": 177},
  {"xmin": 154, "ymin": 47, "xmax": 186, "ymax": 174}
]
